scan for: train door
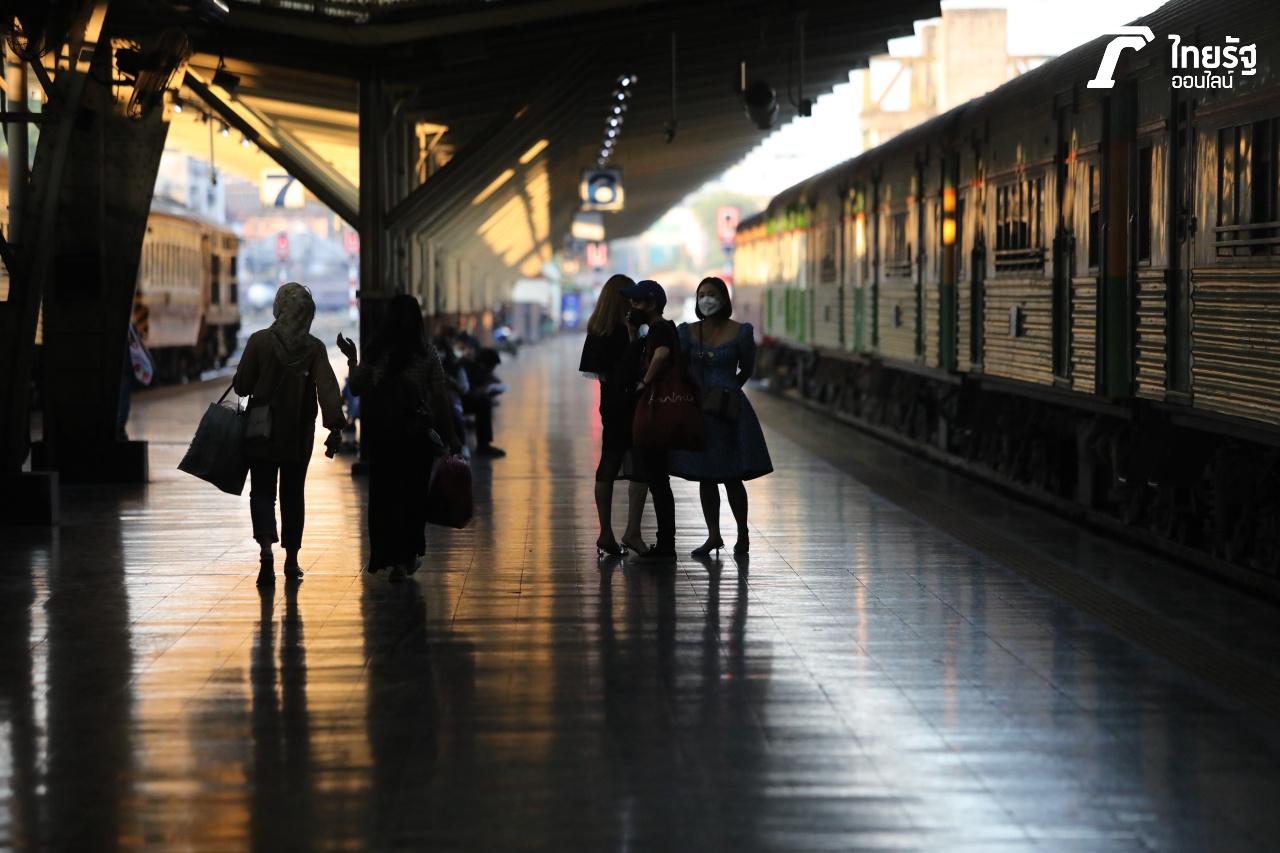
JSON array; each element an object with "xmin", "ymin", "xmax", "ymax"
[
  {"xmin": 936, "ymin": 154, "xmax": 958, "ymax": 371},
  {"xmin": 1167, "ymin": 95, "xmax": 1195, "ymax": 396},
  {"xmin": 1052, "ymin": 105, "xmax": 1074, "ymax": 383},
  {"xmin": 969, "ymin": 148, "xmax": 986, "ymax": 371},
  {"xmin": 915, "ymin": 157, "xmax": 926, "ymax": 360},
  {"xmin": 871, "ymin": 175, "xmax": 881, "ymax": 350}
]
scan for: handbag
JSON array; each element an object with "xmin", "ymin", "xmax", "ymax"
[
  {"xmin": 426, "ymin": 454, "xmax": 474, "ymax": 529},
  {"xmin": 632, "ymin": 326, "xmax": 706, "ymax": 452},
  {"xmin": 245, "ymin": 402, "xmax": 272, "ymax": 440},
  {"xmin": 696, "ymin": 324, "xmax": 741, "ymax": 421},
  {"xmin": 127, "ymin": 324, "xmax": 154, "ymax": 387},
  {"xmin": 177, "ymin": 382, "xmax": 249, "ymax": 496}
]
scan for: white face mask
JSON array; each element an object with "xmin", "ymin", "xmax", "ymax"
[{"xmin": 698, "ymin": 296, "xmax": 722, "ymax": 317}]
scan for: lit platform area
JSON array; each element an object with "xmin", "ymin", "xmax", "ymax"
[{"xmin": 4, "ymin": 337, "xmax": 1280, "ymax": 851}]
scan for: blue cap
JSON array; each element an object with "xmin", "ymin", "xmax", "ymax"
[{"xmin": 620, "ymin": 279, "xmax": 666, "ymax": 308}]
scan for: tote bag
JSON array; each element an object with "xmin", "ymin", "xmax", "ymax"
[
  {"xmin": 178, "ymin": 383, "xmax": 249, "ymax": 495},
  {"xmin": 632, "ymin": 332, "xmax": 706, "ymax": 452}
]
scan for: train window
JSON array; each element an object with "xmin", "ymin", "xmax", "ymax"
[
  {"xmin": 1087, "ymin": 165, "xmax": 1101, "ymax": 270},
  {"xmin": 211, "ymin": 255, "xmax": 221, "ymax": 304},
  {"xmin": 995, "ymin": 175, "xmax": 1046, "ymax": 273},
  {"xmin": 1216, "ymin": 118, "xmax": 1280, "ymax": 257},
  {"xmin": 886, "ymin": 211, "xmax": 910, "ymax": 276},
  {"xmin": 1137, "ymin": 146, "xmax": 1153, "ymax": 264},
  {"xmin": 229, "ymin": 255, "xmax": 238, "ymax": 278}
]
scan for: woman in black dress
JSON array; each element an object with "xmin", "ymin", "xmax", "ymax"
[
  {"xmin": 339, "ymin": 295, "xmax": 461, "ymax": 582},
  {"xmin": 580, "ymin": 274, "xmax": 649, "ymax": 558}
]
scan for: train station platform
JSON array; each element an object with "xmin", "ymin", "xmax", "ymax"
[{"xmin": 4, "ymin": 335, "xmax": 1280, "ymax": 851}]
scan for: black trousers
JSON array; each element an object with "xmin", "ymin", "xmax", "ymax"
[
  {"xmin": 635, "ymin": 447, "xmax": 674, "ymax": 550},
  {"xmin": 462, "ymin": 393, "xmax": 494, "ymax": 446},
  {"xmin": 250, "ymin": 451, "xmax": 311, "ymax": 551}
]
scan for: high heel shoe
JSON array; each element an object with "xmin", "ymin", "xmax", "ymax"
[
  {"xmin": 620, "ymin": 535, "xmax": 648, "ymax": 555},
  {"xmin": 596, "ymin": 536, "xmax": 623, "ymax": 559},
  {"xmin": 691, "ymin": 537, "xmax": 724, "ymax": 558}
]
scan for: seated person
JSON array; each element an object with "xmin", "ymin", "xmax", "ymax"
[{"xmin": 458, "ymin": 343, "xmax": 505, "ymax": 459}]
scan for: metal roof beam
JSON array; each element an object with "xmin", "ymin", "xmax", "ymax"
[{"xmin": 183, "ymin": 68, "xmax": 359, "ymax": 226}]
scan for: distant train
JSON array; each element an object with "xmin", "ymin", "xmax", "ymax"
[
  {"xmin": 134, "ymin": 202, "xmax": 241, "ymax": 382},
  {"xmin": 735, "ymin": 0, "xmax": 1280, "ymax": 592},
  {"xmin": 0, "ymin": 163, "xmax": 240, "ymax": 384}
]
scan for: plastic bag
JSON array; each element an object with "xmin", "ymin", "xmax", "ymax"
[{"xmin": 177, "ymin": 383, "xmax": 248, "ymax": 496}]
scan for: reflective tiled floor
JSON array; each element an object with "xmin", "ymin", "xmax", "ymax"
[{"xmin": 5, "ymin": 336, "xmax": 1280, "ymax": 851}]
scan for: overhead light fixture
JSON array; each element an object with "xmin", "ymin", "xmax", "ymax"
[
  {"xmin": 172, "ymin": 101, "xmax": 183, "ymax": 113},
  {"xmin": 608, "ymin": 117, "xmax": 620, "ymax": 128},
  {"xmin": 220, "ymin": 123, "xmax": 229, "ymax": 137},
  {"xmin": 212, "ymin": 68, "xmax": 240, "ymax": 94},
  {"xmin": 241, "ymin": 136, "xmax": 251, "ymax": 148}
]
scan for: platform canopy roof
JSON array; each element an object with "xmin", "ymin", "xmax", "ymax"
[{"xmin": 127, "ymin": 0, "xmax": 939, "ymax": 283}]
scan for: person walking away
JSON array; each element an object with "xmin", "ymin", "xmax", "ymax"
[
  {"xmin": 233, "ymin": 282, "xmax": 345, "ymax": 586},
  {"xmin": 670, "ymin": 277, "xmax": 773, "ymax": 557},
  {"xmin": 338, "ymin": 295, "xmax": 462, "ymax": 582},
  {"xmin": 579, "ymin": 273, "xmax": 650, "ymax": 558},
  {"xmin": 623, "ymin": 279, "xmax": 680, "ymax": 563}
]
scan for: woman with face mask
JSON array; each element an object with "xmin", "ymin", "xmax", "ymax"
[{"xmin": 669, "ymin": 276, "xmax": 773, "ymax": 557}]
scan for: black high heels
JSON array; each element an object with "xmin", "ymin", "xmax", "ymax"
[
  {"xmin": 691, "ymin": 537, "xmax": 725, "ymax": 558},
  {"xmin": 596, "ymin": 537, "xmax": 623, "ymax": 559}
]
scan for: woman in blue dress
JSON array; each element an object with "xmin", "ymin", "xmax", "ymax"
[{"xmin": 670, "ymin": 277, "xmax": 773, "ymax": 557}]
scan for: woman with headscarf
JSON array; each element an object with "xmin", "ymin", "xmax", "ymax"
[
  {"xmin": 234, "ymin": 282, "xmax": 346, "ymax": 586},
  {"xmin": 579, "ymin": 273, "xmax": 649, "ymax": 557},
  {"xmin": 338, "ymin": 294, "xmax": 461, "ymax": 582}
]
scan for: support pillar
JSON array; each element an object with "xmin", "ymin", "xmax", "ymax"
[
  {"xmin": 32, "ymin": 22, "xmax": 177, "ymax": 484},
  {"xmin": 353, "ymin": 65, "xmax": 391, "ymax": 474},
  {"xmin": 0, "ymin": 2, "xmax": 113, "ymax": 520}
]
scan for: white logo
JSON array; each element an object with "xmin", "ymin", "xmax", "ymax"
[
  {"xmin": 1087, "ymin": 26, "xmax": 1155, "ymax": 89},
  {"xmin": 1169, "ymin": 35, "xmax": 1257, "ymax": 89}
]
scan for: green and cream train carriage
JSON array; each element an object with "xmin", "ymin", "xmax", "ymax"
[{"xmin": 736, "ymin": 0, "xmax": 1280, "ymax": 593}]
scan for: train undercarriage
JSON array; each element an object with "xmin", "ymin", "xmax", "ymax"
[{"xmin": 761, "ymin": 342, "xmax": 1280, "ymax": 599}]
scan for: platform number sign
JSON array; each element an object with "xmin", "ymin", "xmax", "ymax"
[
  {"xmin": 580, "ymin": 169, "xmax": 624, "ymax": 212},
  {"xmin": 261, "ymin": 171, "xmax": 305, "ymax": 209}
]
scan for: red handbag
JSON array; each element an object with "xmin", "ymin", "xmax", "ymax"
[
  {"xmin": 632, "ymin": 334, "xmax": 706, "ymax": 452},
  {"xmin": 426, "ymin": 455, "xmax": 474, "ymax": 529}
]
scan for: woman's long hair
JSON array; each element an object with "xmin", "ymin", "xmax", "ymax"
[
  {"xmin": 369, "ymin": 293, "xmax": 429, "ymax": 376},
  {"xmin": 587, "ymin": 274, "xmax": 634, "ymax": 336}
]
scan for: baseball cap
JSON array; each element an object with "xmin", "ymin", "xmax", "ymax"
[{"xmin": 620, "ymin": 279, "xmax": 666, "ymax": 309}]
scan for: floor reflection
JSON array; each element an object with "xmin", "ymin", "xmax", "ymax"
[
  {"xmin": 2, "ymin": 337, "xmax": 1280, "ymax": 850},
  {"xmin": 250, "ymin": 586, "xmax": 314, "ymax": 851}
]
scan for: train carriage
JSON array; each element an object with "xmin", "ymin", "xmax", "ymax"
[
  {"xmin": 736, "ymin": 0, "xmax": 1280, "ymax": 592},
  {"xmin": 134, "ymin": 203, "xmax": 241, "ymax": 382}
]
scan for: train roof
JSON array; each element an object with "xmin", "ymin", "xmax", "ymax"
[
  {"xmin": 740, "ymin": 0, "xmax": 1276, "ymax": 232},
  {"xmin": 149, "ymin": 196, "xmax": 238, "ymax": 236}
]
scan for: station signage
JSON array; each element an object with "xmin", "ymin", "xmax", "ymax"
[{"xmin": 580, "ymin": 169, "xmax": 624, "ymax": 212}]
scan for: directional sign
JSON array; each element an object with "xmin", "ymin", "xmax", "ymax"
[{"xmin": 580, "ymin": 169, "xmax": 624, "ymax": 212}]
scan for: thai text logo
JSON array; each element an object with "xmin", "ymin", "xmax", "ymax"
[{"xmin": 1169, "ymin": 35, "xmax": 1257, "ymax": 88}]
